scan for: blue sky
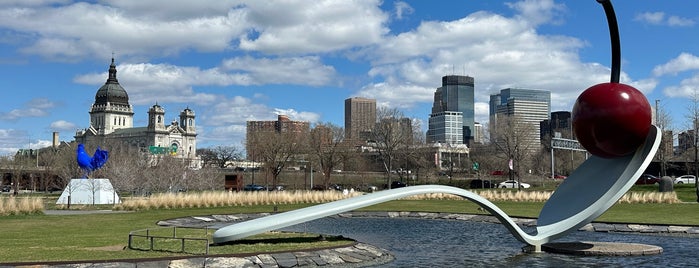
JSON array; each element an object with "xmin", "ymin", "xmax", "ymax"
[{"xmin": 0, "ymin": 0, "xmax": 698, "ymax": 155}]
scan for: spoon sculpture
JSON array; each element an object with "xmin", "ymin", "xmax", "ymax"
[{"xmin": 214, "ymin": 0, "xmax": 660, "ymax": 252}]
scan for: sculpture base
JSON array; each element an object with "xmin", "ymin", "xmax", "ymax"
[
  {"xmin": 56, "ymin": 178, "xmax": 121, "ymax": 205},
  {"xmin": 541, "ymin": 241, "xmax": 662, "ymax": 256}
]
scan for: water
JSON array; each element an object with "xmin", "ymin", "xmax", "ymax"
[{"xmin": 281, "ymin": 217, "xmax": 698, "ymax": 267}]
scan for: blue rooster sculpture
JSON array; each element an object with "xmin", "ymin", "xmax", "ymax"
[{"xmin": 76, "ymin": 143, "xmax": 109, "ymax": 178}]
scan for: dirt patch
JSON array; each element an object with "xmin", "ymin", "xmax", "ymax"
[{"xmin": 86, "ymin": 245, "xmax": 125, "ymax": 251}]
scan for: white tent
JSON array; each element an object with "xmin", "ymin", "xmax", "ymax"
[{"xmin": 56, "ymin": 178, "xmax": 121, "ymax": 205}]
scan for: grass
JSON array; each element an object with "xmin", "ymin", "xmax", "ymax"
[
  {"xmin": 0, "ymin": 204, "xmax": 352, "ymax": 264},
  {"xmin": 0, "ymin": 185, "xmax": 697, "ymax": 264}
]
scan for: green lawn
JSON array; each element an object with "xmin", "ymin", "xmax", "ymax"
[
  {"xmin": 0, "ymin": 204, "xmax": 349, "ymax": 264},
  {"xmin": 1, "ymin": 186, "xmax": 697, "ymax": 264}
]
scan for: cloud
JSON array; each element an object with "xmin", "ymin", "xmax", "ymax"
[
  {"xmin": 0, "ymin": 98, "xmax": 56, "ymax": 121},
  {"xmin": 197, "ymin": 95, "xmax": 320, "ymax": 146},
  {"xmin": 221, "ymin": 56, "xmax": 336, "ymax": 86},
  {"xmin": 239, "ymin": 0, "xmax": 389, "ymax": 54},
  {"xmin": 353, "ymin": 4, "xmax": 614, "ymax": 114},
  {"xmin": 393, "ymin": 1, "xmax": 414, "ymax": 20},
  {"xmin": 50, "ymin": 120, "xmax": 77, "ymax": 131},
  {"xmin": 635, "ymin": 12, "xmax": 695, "ymax": 27},
  {"xmin": 652, "ymin": 53, "xmax": 699, "ymax": 77},
  {"xmin": 663, "ymin": 73, "xmax": 699, "ymax": 98},
  {"xmin": 505, "ymin": 0, "xmax": 566, "ymax": 26},
  {"xmin": 74, "ymin": 56, "xmax": 336, "ymax": 105},
  {"xmin": 0, "ymin": 2, "xmax": 249, "ymax": 61}
]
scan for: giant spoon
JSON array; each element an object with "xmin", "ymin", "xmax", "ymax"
[{"xmin": 213, "ymin": 0, "xmax": 661, "ymax": 252}]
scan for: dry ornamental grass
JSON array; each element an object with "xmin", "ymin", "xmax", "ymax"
[
  {"xmin": 113, "ymin": 188, "xmax": 680, "ymax": 212},
  {"xmin": 0, "ymin": 196, "xmax": 44, "ymax": 215}
]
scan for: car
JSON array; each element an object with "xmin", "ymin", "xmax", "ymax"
[
  {"xmin": 635, "ymin": 174, "xmax": 660, "ymax": 185},
  {"xmin": 469, "ymin": 179, "xmax": 493, "ymax": 189},
  {"xmin": 674, "ymin": 175, "xmax": 696, "ymax": 184},
  {"xmin": 497, "ymin": 180, "xmax": 531, "ymax": 189},
  {"xmin": 553, "ymin": 174, "xmax": 567, "ymax": 180},
  {"xmin": 243, "ymin": 184, "xmax": 267, "ymax": 191},
  {"xmin": 357, "ymin": 184, "xmax": 378, "ymax": 192},
  {"xmin": 385, "ymin": 181, "xmax": 407, "ymax": 189},
  {"xmin": 1, "ymin": 185, "xmax": 10, "ymax": 192},
  {"xmin": 491, "ymin": 170, "xmax": 506, "ymax": 176}
]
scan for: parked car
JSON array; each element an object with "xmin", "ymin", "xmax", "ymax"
[
  {"xmin": 469, "ymin": 179, "xmax": 493, "ymax": 189},
  {"xmin": 497, "ymin": 180, "xmax": 531, "ymax": 189},
  {"xmin": 553, "ymin": 174, "xmax": 567, "ymax": 180},
  {"xmin": 385, "ymin": 181, "xmax": 407, "ymax": 189},
  {"xmin": 635, "ymin": 174, "xmax": 660, "ymax": 185},
  {"xmin": 311, "ymin": 185, "xmax": 327, "ymax": 191},
  {"xmin": 1, "ymin": 185, "xmax": 10, "ymax": 192},
  {"xmin": 358, "ymin": 184, "xmax": 378, "ymax": 192},
  {"xmin": 243, "ymin": 184, "xmax": 267, "ymax": 191},
  {"xmin": 674, "ymin": 175, "xmax": 696, "ymax": 184}
]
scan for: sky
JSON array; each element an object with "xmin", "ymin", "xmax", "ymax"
[{"xmin": 0, "ymin": 0, "xmax": 698, "ymax": 155}]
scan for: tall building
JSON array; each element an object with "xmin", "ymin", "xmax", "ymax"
[
  {"xmin": 540, "ymin": 111, "xmax": 572, "ymax": 140},
  {"xmin": 489, "ymin": 88, "xmax": 551, "ymax": 147},
  {"xmin": 246, "ymin": 115, "xmax": 310, "ymax": 158},
  {"xmin": 473, "ymin": 122, "xmax": 484, "ymax": 144},
  {"xmin": 74, "ymin": 58, "xmax": 198, "ymax": 160},
  {"xmin": 344, "ymin": 97, "xmax": 376, "ymax": 142},
  {"xmin": 426, "ymin": 75, "xmax": 475, "ymax": 145},
  {"xmin": 427, "ymin": 111, "xmax": 463, "ymax": 144}
]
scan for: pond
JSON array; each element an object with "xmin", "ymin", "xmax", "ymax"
[{"xmin": 281, "ymin": 217, "xmax": 697, "ymax": 267}]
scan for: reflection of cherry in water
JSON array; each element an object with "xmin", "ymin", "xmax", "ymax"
[
  {"xmin": 572, "ymin": 0, "xmax": 652, "ymax": 158},
  {"xmin": 572, "ymin": 82, "xmax": 651, "ymax": 158}
]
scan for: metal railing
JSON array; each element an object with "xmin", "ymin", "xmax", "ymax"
[{"xmin": 128, "ymin": 226, "xmax": 210, "ymax": 255}]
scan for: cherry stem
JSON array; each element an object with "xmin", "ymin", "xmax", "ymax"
[{"xmin": 597, "ymin": 0, "xmax": 621, "ymax": 83}]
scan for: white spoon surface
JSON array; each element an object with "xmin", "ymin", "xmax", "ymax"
[{"xmin": 213, "ymin": 125, "xmax": 661, "ymax": 250}]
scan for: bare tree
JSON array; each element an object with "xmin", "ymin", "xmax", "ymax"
[
  {"xmin": 309, "ymin": 122, "xmax": 347, "ymax": 188},
  {"xmin": 199, "ymin": 145, "xmax": 243, "ymax": 168},
  {"xmin": 654, "ymin": 99, "xmax": 673, "ymax": 177},
  {"xmin": 247, "ymin": 130, "xmax": 308, "ymax": 189},
  {"xmin": 686, "ymin": 90, "xmax": 699, "ymax": 179},
  {"xmin": 368, "ymin": 107, "xmax": 414, "ymax": 188},
  {"xmin": 490, "ymin": 114, "xmax": 540, "ymax": 189}
]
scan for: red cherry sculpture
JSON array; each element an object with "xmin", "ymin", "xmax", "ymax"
[{"xmin": 572, "ymin": 82, "xmax": 651, "ymax": 158}]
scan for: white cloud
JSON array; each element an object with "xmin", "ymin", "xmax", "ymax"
[
  {"xmin": 663, "ymin": 73, "xmax": 699, "ymax": 98},
  {"xmin": 239, "ymin": 0, "xmax": 389, "ymax": 54},
  {"xmin": 196, "ymin": 95, "xmax": 320, "ymax": 146},
  {"xmin": 0, "ymin": 2, "xmax": 248, "ymax": 60},
  {"xmin": 50, "ymin": 120, "xmax": 77, "ymax": 131},
  {"xmin": 355, "ymin": 5, "xmax": 615, "ymax": 114},
  {"xmin": 221, "ymin": 56, "xmax": 336, "ymax": 86},
  {"xmin": 505, "ymin": 0, "xmax": 566, "ymax": 26},
  {"xmin": 74, "ymin": 56, "xmax": 336, "ymax": 106},
  {"xmin": 393, "ymin": 1, "xmax": 414, "ymax": 20},
  {"xmin": 652, "ymin": 53, "xmax": 699, "ymax": 77},
  {"xmin": 0, "ymin": 98, "xmax": 56, "ymax": 121},
  {"xmin": 635, "ymin": 11, "xmax": 695, "ymax": 27}
]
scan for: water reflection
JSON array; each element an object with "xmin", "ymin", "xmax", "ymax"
[{"xmin": 281, "ymin": 217, "xmax": 697, "ymax": 267}]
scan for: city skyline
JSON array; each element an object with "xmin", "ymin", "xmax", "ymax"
[{"xmin": 1, "ymin": 1, "xmax": 697, "ymax": 154}]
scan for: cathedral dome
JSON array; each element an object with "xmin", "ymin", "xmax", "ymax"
[{"xmin": 95, "ymin": 58, "xmax": 129, "ymax": 106}]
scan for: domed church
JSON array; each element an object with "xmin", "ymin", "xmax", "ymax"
[{"xmin": 74, "ymin": 58, "xmax": 198, "ymax": 162}]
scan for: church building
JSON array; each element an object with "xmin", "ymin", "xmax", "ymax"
[{"xmin": 74, "ymin": 58, "xmax": 198, "ymax": 161}]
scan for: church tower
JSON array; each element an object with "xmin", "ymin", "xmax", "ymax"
[
  {"xmin": 179, "ymin": 107, "xmax": 197, "ymax": 158},
  {"xmin": 89, "ymin": 57, "xmax": 134, "ymax": 135},
  {"xmin": 147, "ymin": 103, "xmax": 166, "ymax": 132},
  {"xmin": 179, "ymin": 107, "xmax": 196, "ymax": 134}
]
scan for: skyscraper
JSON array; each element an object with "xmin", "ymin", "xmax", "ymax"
[
  {"xmin": 426, "ymin": 75, "xmax": 475, "ymax": 145},
  {"xmin": 489, "ymin": 88, "xmax": 551, "ymax": 146},
  {"xmin": 344, "ymin": 97, "xmax": 376, "ymax": 142}
]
